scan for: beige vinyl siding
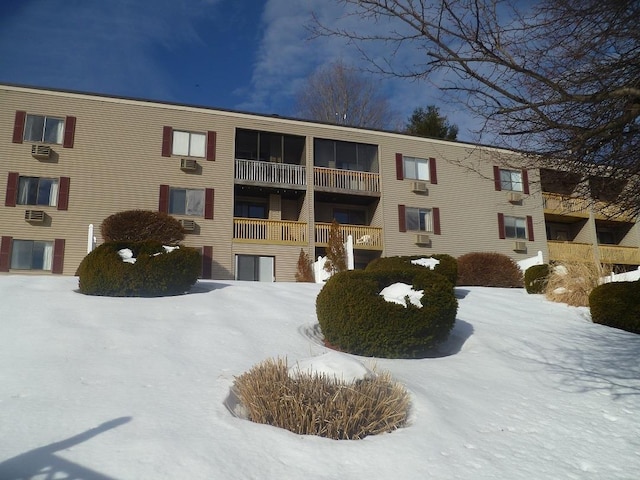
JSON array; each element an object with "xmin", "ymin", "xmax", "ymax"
[
  {"xmin": 378, "ymin": 140, "xmax": 548, "ymax": 260},
  {"xmin": 1, "ymin": 84, "xmax": 576, "ymax": 279}
]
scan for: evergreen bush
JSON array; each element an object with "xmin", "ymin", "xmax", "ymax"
[
  {"xmin": 589, "ymin": 280, "xmax": 640, "ymax": 334},
  {"xmin": 366, "ymin": 254, "xmax": 458, "ymax": 285},
  {"xmin": 101, "ymin": 210, "xmax": 185, "ymax": 244},
  {"xmin": 457, "ymin": 252, "xmax": 523, "ymax": 287},
  {"xmin": 76, "ymin": 241, "xmax": 201, "ymax": 296},
  {"xmin": 316, "ymin": 269, "xmax": 457, "ymax": 358},
  {"xmin": 524, "ymin": 264, "xmax": 550, "ymax": 294}
]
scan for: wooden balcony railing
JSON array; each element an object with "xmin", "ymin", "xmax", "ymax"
[
  {"xmin": 543, "ymin": 193, "xmax": 591, "ymax": 218},
  {"xmin": 233, "ymin": 219, "xmax": 308, "ymax": 245},
  {"xmin": 315, "ymin": 223, "xmax": 383, "ymax": 250},
  {"xmin": 313, "ymin": 167, "xmax": 380, "ymax": 194},
  {"xmin": 235, "ymin": 159, "xmax": 306, "ymax": 187},
  {"xmin": 543, "ymin": 192, "xmax": 635, "ymax": 222},
  {"xmin": 599, "ymin": 245, "xmax": 640, "ymax": 265},
  {"xmin": 547, "ymin": 241, "xmax": 596, "ymax": 263},
  {"xmin": 548, "ymin": 241, "xmax": 640, "ymax": 265}
]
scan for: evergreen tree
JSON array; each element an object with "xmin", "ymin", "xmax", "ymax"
[
  {"xmin": 324, "ymin": 220, "xmax": 347, "ymax": 274},
  {"xmin": 295, "ymin": 248, "xmax": 315, "ymax": 282}
]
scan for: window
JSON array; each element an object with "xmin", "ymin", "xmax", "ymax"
[
  {"xmin": 235, "ymin": 129, "xmax": 305, "ymax": 164},
  {"xmin": 313, "ymin": 139, "xmax": 378, "ymax": 172},
  {"xmin": 169, "ymin": 188, "xmax": 204, "ymax": 216},
  {"xmin": 23, "ymin": 114, "xmax": 64, "ymax": 144},
  {"xmin": 173, "ymin": 130, "xmax": 206, "ymax": 157},
  {"xmin": 236, "ymin": 255, "xmax": 274, "ymax": 282},
  {"xmin": 405, "ymin": 207, "xmax": 433, "ymax": 232},
  {"xmin": 403, "ymin": 156, "xmax": 430, "ymax": 181},
  {"xmin": 333, "ymin": 208, "xmax": 366, "ymax": 225},
  {"xmin": 234, "ymin": 201, "xmax": 267, "ymax": 219},
  {"xmin": 499, "ymin": 169, "xmax": 523, "ymax": 192},
  {"xmin": 17, "ymin": 177, "xmax": 58, "ymax": 206},
  {"xmin": 10, "ymin": 240, "xmax": 53, "ymax": 270},
  {"xmin": 504, "ymin": 216, "xmax": 526, "ymax": 239}
]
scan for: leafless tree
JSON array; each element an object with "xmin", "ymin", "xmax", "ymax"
[
  {"xmin": 314, "ymin": 0, "xmax": 640, "ymax": 216},
  {"xmin": 294, "ymin": 59, "xmax": 394, "ymax": 129}
]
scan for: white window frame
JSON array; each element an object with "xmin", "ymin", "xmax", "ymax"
[
  {"xmin": 403, "ymin": 156, "xmax": 430, "ymax": 181},
  {"xmin": 10, "ymin": 240, "xmax": 54, "ymax": 270},
  {"xmin": 169, "ymin": 188, "xmax": 204, "ymax": 216},
  {"xmin": 500, "ymin": 169, "xmax": 523, "ymax": 192},
  {"xmin": 504, "ymin": 215, "xmax": 527, "ymax": 239},
  {"xmin": 17, "ymin": 176, "xmax": 59, "ymax": 206},
  {"xmin": 24, "ymin": 114, "xmax": 64, "ymax": 144},
  {"xmin": 172, "ymin": 130, "xmax": 206, "ymax": 157},
  {"xmin": 235, "ymin": 255, "xmax": 274, "ymax": 282},
  {"xmin": 405, "ymin": 207, "xmax": 433, "ymax": 232}
]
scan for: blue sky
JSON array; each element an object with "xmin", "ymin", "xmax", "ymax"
[{"xmin": 0, "ymin": 0, "xmax": 477, "ymax": 140}]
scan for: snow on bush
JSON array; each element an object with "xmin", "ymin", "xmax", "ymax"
[{"xmin": 380, "ymin": 282, "xmax": 424, "ymax": 308}]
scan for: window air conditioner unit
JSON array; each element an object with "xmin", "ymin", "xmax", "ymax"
[
  {"xmin": 411, "ymin": 181, "xmax": 428, "ymax": 193},
  {"xmin": 25, "ymin": 209, "xmax": 45, "ymax": 223},
  {"xmin": 513, "ymin": 241, "xmax": 527, "ymax": 251},
  {"xmin": 179, "ymin": 219, "xmax": 196, "ymax": 232},
  {"xmin": 415, "ymin": 233, "xmax": 431, "ymax": 245},
  {"xmin": 31, "ymin": 144, "xmax": 51, "ymax": 159},
  {"xmin": 507, "ymin": 192, "xmax": 522, "ymax": 203},
  {"xmin": 180, "ymin": 158, "xmax": 197, "ymax": 171}
]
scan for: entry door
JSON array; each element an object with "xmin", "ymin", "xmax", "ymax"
[{"xmin": 235, "ymin": 255, "xmax": 274, "ymax": 282}]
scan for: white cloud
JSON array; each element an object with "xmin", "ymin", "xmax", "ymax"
[{"xmin": 243, "ymin": 0, "xmax": 482, "ymax": 140}]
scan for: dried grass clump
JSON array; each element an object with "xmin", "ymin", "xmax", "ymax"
[
  {"xmin": 544, "ymin": 262, "xmax": 606, "ymax": 307},
  {"xmin": 232, "ymin": 358, "xmax": 410, "ymax": 440}
]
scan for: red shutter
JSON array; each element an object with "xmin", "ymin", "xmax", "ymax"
[
  {"xmin": 522, "ymin": 169, "xmax": 530, "ymax": 194},
  {"xmin": 527, "ymin": 215, "xmax": 535, "ymax": 241},
  {"xmin": 202, "ymin": 246, "xmax": 213, "ymax": 279},
  {"xmin": 63, "ymin": 116, "xmax": 76, "ymax": 148},
  {"xmin": 0, "ymin": 236, "xmax": 11, "ymax": 271},
  {"xmin": 162, "ymin": 126, "xmax": 173, "ymax": 157},
  {"xmin": 5, "ymin": 172, "xmax": 19, "ymax": 207},
  {"xmin": 433, "ymin": 207, "xmax": 441, "ymax": 235},
  {"xmin": 497, "ymin": 213, "xmax": 506, "ymax": 239},
  {"xmin": 206, "ymin": 131, "xmax": 217, "ymax": 161},
  {"xmin": 493, "ymin": 166, "xmax": 502, "ymax": 191},
  {"xmin": 429, "ymin": 157, "xmax": 438, "ymax": 184},
  {"xmin": 395, "ymin": 153, "xmax": 404, "ymax": 180},
  {"xmin": 52, "ymin": 239, "xmax": 65, "ymax": 274},
  {"xmin": 398, "ymin": 205, "xmax": 406, "ymax": 232},
  {"xmin": 57, "ymin": 177, "xmax": 70, "ymax": 210},
  {"xmin": 12, "ymin": 111, "xmax": 26, "ymax": 143},
  {"xmin": 159, "ymin": 185, "xmax": 169, "ymax": 213},
  {"xmin": 204, "ymin": 188, "xmax": 215, "ymax": 219}
]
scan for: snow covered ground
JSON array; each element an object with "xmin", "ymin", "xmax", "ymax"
[{"xmin": 1, "ymin": 275, "xmax": 639, "ymax": 479}]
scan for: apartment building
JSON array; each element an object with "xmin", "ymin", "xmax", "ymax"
[{"xmin": 1, "ymin": 83, "xmax": 636, "ymax": 281}]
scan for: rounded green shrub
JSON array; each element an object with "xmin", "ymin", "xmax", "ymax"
[
  {"xmin": 457, "ymin": 252, "xmax": 523, "ymax": 287},
  {"xmin": 101, "ymin": 210, "xmax": 185, "ymax": 243},
  {"xmin": 76, "ymin": 241, "xmax": 201, "ymax": 297},
  {"xmin": 316, "ymin": 269, "xmax": 458, "ymax": 358},
  {"xmin": 524, "ymin": 264, "xmax": 550, "ymax": 294},
  {"xmin": 589, "ymin": 280, "xmax": 640, "ymax": 334},
  {"xmin": 366, "ymin": 254, "xmax": 458, "ymax": 285}
]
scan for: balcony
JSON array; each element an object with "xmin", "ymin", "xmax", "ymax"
[
  {"xmin": 599, "ymin": 245, "xmax": 640, "ymax": 265},
  {"xmin": 548, "ymin": 241, "xmax": 640, "ymax": 265},
  {"xmin": 313, "ymin": 167, "xmax": 380, "ymax": 195},
  {"xmin": 547, "ymin": 241, "xmax": 595, "ymax": 263},
  {"xmin": 233, "ymin": 219, "xmax": 308, "ymax": 245},
  {"xmin": 315, "ymin": 223, "xmax": 383, "ymax": 250},
  {"xmin": 543, "ymin": 192, "xmax": 635, "ymax": 222},
  {"xmin": 543, "ymin": 193, "xmax": 591, "ymax": 218},
  {"xmin": 235, "ymin": 159, "xmax": 306, "ymax": 188}
]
